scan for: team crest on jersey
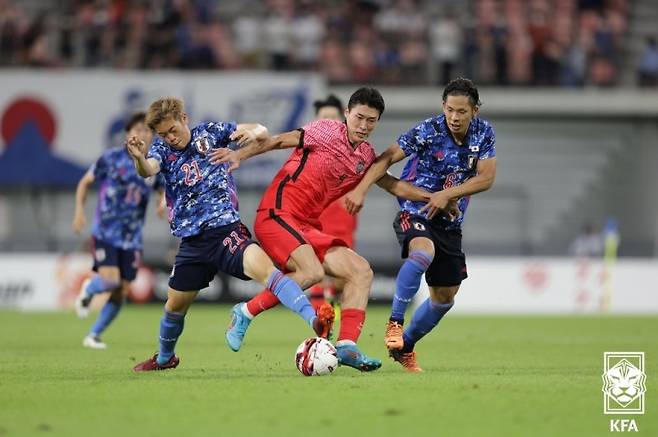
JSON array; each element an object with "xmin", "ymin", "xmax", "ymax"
[
  {"xmin": 435, "ymin": 151, "xmax": 445, "ymax": 161},
  {"xmin": 468, "ymin": 154, "xmax": 478, "ymax": 169},
  {"xmin": 195, "ymin": 136, "xmax": 210, "ymax": 155},
  {"xmin": 355, "ymin": 160, "xmax": 365, "ymax": 174},
  {"xmin": 413, "ymin": 222, "xmax": 426, "ymax": 231}
]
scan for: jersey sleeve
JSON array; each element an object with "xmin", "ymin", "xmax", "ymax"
[
  {"xmin": 479, "ymin": 124, "xmax": 496, "ymax": 160},
  {"xmin": 153, "ymin": 173, "xmax": 166, "ymax": 191},
  {"xmin": 207, "ymin": 121, "xmax": 237, "ymax": 148},
  {"xmin": 299, "ymin": 119, "xmax": 336, "ymax": 151},
  {"xmin": 147, "ymin": 140, "xmax": 166, "ymax": 173},
  {"xmin": 397, "ymin": 119, "xmax": 432, "ymax": 157},
  {"xmin": 91, "ymin": 153, "xmax": 108, "ymax": 180}
]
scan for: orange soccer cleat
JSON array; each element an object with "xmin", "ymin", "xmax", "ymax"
[
  {"xmin": 312, "ymin": 301, "xmax": 335, "ymax": 339},
  {"xmin": 384, "ymin": 320, "xmax": 404, "ymax": 351},
  {"xmin": 389, "ymin": 349, "xmax": 423, "ymax": 373}
]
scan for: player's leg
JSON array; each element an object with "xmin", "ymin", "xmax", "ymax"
[
  {"xmin": 322, "ymin": 246, "xmax": 381, "ymax": 372},
  {"xmin": 391, "ymin": 285, "xmax": 459, "ymax": 373},
  {"xmin": 391, "ymin": 229, "xmax": 466, "ymax": 372},
  {"xmin": 386, "ymin": 212, "xmax": 436, "ymax": 350},
  {"xmin": 242, "ymin": 243, "xmax": 332, "ymax": 332},
  {"xmin": 133, "ymin": 286, "xmax": 198, "ymax": 372},
  {"xmin": 227, "ymin": 242, "xmax": 332, "ymax": 351},
  {"xmin": 75, "ymin": 240, "xmax": 122, "ymax": 318},
  {"xmin": 84, "ymin": 248, "xmax": 139, "ymax": 348},
  {"xmin": 239, "ymin": 212, "xmax": 324, "ymax": 320},
  {"xmin": 134, "ymin": 234, "xmax": 214, "ymax": 372},
  {"xmin": 83, "ymin": 280, "xmax": 128, "ymax": 349}
]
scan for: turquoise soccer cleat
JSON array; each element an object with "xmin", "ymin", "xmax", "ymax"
[
  {"xmin": 336, "ymin": 343, "xmax": 382, "ymax": 372},
  {"xmin": 225, "ymin": 303, "xmax": 252, "ymax": 352}
]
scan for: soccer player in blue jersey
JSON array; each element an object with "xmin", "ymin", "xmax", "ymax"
[
  {"xmin": 346, "ymin": 78, "xmax": 497, "ymax": 372},
  {"xmin": 72, "ymin": 112, "xmax": 166, "ymax": 349},
  {"xmin": 128, "ymin": 97, "xmax": 334, "ymax": 371}
]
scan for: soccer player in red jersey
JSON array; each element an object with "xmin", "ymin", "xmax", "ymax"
[
  {"xmin": 308, "ymin": 95, "xmax": 358, "ymax": 310},
  {"xmin": 213, "ymin": 87, "xmax": 432, "ymax": 371}
]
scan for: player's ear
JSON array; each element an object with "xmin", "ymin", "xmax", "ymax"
[
  {"xmin": 472, "ymin": 105, "xmax": 479, "ymax": 117},
  {"xmin": 344, "ymin": 107, "xmax": 349, "ymax": 119},
  {"xmin": 181, "ymin": 112, "xmax": 188, "ymax": 124}
]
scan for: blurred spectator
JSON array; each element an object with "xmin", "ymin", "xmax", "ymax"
[
  {"xmin": 429, "ymin": 11, "xmax": 461, "ymax": 85},
  {"xmin": 0, "ymin": 0, "xmax": 633, "ymax": 86},
  {"xmin": 570, "ymin": 223, "xmax": 603, "ymax": 258},
  {"xmin": 637, "ymin": 37, "xmax": 658, "ymax": 87},
  {"xmin": 291, "ymin": 3, "xmax": 324, "ymax": 69},
  {"xmin": 233, "ymin": 15, "xmax": 263, "ymax": 68}
]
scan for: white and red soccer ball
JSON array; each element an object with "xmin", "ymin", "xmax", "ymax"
[{"xmin": 295, "ymin": 337, "xmax": 338, "ymax": 376}]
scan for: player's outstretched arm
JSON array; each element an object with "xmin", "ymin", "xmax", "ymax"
[
  {"xmin": 421, "ymin": 157, "xmax": 497, "ymax": 219},
  {"xmin": 126, "ymin": 135, "xmax": 160, "ymax": 178},
  {"xmin": 209, "ymin": 129, "xmax": 301, "ymax": 172},
  {"xmin": 375, "ymin": 173, "xmax": 430, "ymax": 202},
  {"xmin": 345, "ymin": 144, "xmax": 407, "ymax": 214},
  {"xmin": 72, "ymin": 170, "xmax": 95, "ymax": 234}
]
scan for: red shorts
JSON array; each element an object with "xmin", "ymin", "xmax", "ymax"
[
  {"xmin": 254, "ymin": 209, "xmax": 348, "ymax": 270},
  {"xmin": 318, "ymin": 199, "xmax": 358, "ymax": 249}
]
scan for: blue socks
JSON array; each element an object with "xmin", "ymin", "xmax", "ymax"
[
  {"xmin": 390, "ymin": 250, "xmax": 433, "ymax": 323},
  {"xmin": 157, "ymin": 310, "xmax": 186, "ymax": 365},
  {"xmin": 85, "ymin": 275, "xmax": 120, "ymax": 297},
  {"xmin": 89, "ymin": 299, "xmax": 123, "ymax": 337},
  {"xmin": 267, "ymin": 269, "xmax": 317, "ymax": 326},
  {"xmin": 402, "ymin": 298, "xmax": 453, "ymax": 353}
]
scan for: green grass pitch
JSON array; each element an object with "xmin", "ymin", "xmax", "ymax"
[{"xmin": 1, "ymin": 305, "xmax": 656, "ymax": 437}]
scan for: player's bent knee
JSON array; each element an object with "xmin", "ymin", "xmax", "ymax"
[
  {"xmin": 346, "ymin": 255, "xmax": 373, "ymax": 286},
  {"xmin": 409, "ymin": 237, "xmax": 435, "ymax": 258},
  {"xmin": 430, "ymin": 286, "xmax": 459, "ymax": 304},
  {"xmin": 297, "ymin": 265, "xmax": 324, "ymax": 289},
  {"xmin": 165, "ymin": 288, "xmax": 197, "ymax": 313}
]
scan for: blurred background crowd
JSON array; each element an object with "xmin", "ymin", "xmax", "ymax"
[{"xmin": 1, "ymin": 0, "xmax": 657, "ymax": 87}]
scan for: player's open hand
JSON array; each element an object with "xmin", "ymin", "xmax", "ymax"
[
  {"xmin": 344, "ymin": 189, "xmax": 366, "ymax": 215},
  {"xmin": 230, "ymin": 127, "xmax": 258, "ymax": 148},
  {"xmin": 72, "ymin": 210, "xmax": 86, "ymax": 234},
  {"xmin": 209, "ymin": 148, "xmax": 241, "ymax": 172},
  {"xmin": 420, "ymin": 191, "xmax": 452, "ymax": 220},
  {"xmin": 126, "ymin": 135, "xmax": 148, "ymax": 159}
]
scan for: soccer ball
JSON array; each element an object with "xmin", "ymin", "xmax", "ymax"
[{"xmin": 295, "ymin": 337, "xmax": 338, "ymax": 376}]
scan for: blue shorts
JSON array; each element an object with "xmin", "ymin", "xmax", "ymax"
[
  {"xmin": 169, "ymin": 221, "xmax": 256, "ymax": 291},
  {"xmin": 92, "ymin": 238, "xmax": 141, "ymax": 281}
]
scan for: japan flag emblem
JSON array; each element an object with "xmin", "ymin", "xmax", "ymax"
[{"xmin": 195, "ymin": 136, "xmax": 210, "ymax": 155}]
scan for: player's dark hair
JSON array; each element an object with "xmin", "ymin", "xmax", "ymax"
[
  {"xmin": 442, "ymin": 77, "xmax": 482, "ymax": 107},
  {"xmin": 313, "ymin": 94, "xmax": 344, "ymax": 115},
  {"xmin": 347, "ymin": 87, "xmax": 385, "ymax": 119},
  {"xmin": 125, "ymin": 112, "xmax": 147, "ymax": 132}
]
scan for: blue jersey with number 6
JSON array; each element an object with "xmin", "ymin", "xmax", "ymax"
[
  {"xmin": 147, "ymin": 121, "xmax": 240, "ymax": 238},
  {"xmin": 397, "ymin": 114, "xmax": 496, "ymax": 230}
]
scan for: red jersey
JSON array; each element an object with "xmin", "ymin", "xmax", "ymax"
[
  {"xmin": 319, "ymin": 197, "xmax": 358, "ymax": 248},
  {"xmin": 257, "ymin": 119, "xmax": 377, "ymax": 222}
]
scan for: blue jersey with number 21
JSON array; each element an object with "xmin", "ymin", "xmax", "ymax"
[{"xmin": 147, "ymin": 121, "xmax": 240, "ymax": 238}]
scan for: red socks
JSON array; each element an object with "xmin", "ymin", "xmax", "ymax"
[
  {"xmin": 338, "ymin": 308, "xmax": 365, "ymax": 343},
  {"xmin": 308, "ymin": 283, "xmax": 325, "ymax": 312},
  {"xmin": 245, "ymin": 289, "xmax": 280, "ymax": 316}
]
